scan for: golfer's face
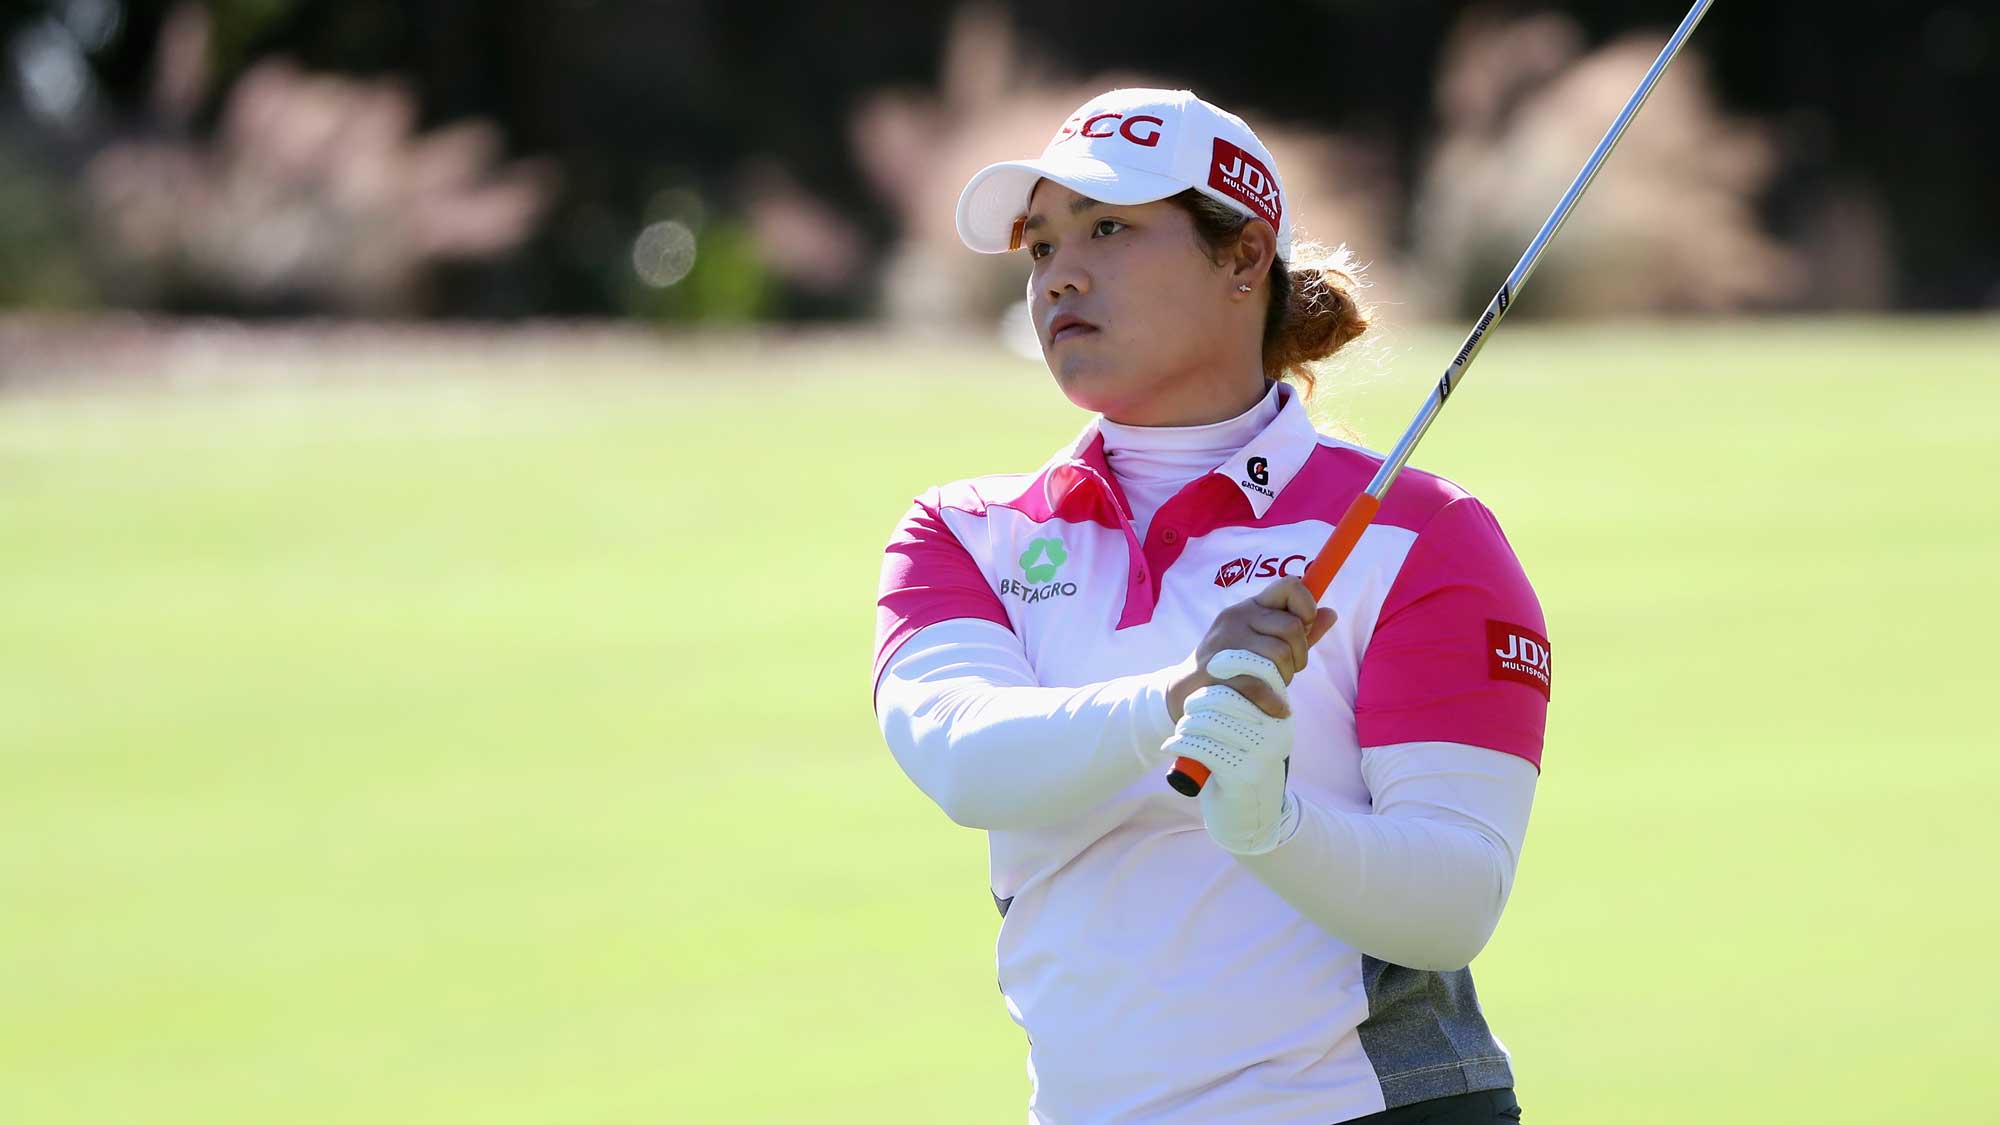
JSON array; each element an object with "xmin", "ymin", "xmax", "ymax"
[{"xmin": 1023, "ymin": 180, "xmax": 1227, "ymax": 416}]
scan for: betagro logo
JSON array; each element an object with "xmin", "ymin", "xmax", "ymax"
[
  {"xmin": 1001, "ymin": 536, "xmax": 1078, "ymax": 604},
  {"xmin": 1019, "ymin": 537, "xmax": 1067, "ymax": 582}
]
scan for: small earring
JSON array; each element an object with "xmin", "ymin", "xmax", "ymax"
[{"xmin": 1237, "ymin": 284, "xmax": 1252, "ymax": 292}]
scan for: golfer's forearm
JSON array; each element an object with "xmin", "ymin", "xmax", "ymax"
[
  {"xmin": 877, "ymin": 620, "xmax": 1179, "ymax": 830},
  {"xmin": 1237, "ymin": 800, "xmax": 1509, "ymax": 971},
  {"xmin": 1236, "ymin": 743, "xmax": 1538, "ymax": 972},
  {"xmin": 888, "ymin": 673, "xmax": 1177, "ymax": 829}
]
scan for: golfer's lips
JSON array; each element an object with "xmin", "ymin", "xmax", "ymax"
[{"xmin": 1047, "ymin": 312, "xmax": 1099, "ymax": 345}]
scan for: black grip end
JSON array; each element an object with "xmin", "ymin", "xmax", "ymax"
[{"xmin": 1166, "ymin": 770, "xmax": 1203, "ymax": 798}]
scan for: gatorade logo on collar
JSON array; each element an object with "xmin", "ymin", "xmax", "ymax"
[{"xmin": 1240, "ymin": 454, "xmax": 1275, "ymax": 499}]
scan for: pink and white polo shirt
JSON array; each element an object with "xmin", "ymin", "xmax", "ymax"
[{"xmin": 872, "ymin": 380, "xmax": 1550, "ymax": 1122}]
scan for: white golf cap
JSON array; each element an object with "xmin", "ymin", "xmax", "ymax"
[{"xmin": 956, "ymin": 87, "xmax": 1292, "ymax": 260}]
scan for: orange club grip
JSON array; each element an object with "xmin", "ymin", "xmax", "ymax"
[
  {"xmin": 1303, "ymin": 491, "xmax": 1383, "ymax": 599},
  {"xmin": 1166, "ymin": 491, "xmax": 1385, "ymax": 797}
]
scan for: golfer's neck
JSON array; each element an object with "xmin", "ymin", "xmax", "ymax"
[{"xmin": 1105, "ymin": 369, "xmax": 1272, "ymax": 428}]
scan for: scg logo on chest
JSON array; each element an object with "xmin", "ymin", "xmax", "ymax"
[{"xmin": 1214, "ymin": 552, "xmax": 1307, "ymax": 588}]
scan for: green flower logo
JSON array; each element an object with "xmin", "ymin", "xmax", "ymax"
[{"xmin": 1019, "ymin": 537, "xmax": 1068, "ymax": 583}]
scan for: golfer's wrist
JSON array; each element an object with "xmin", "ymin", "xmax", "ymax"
[
  {"xmin": 1164, "ymin": 654, "xmax": 1202, "ymax": 723},
  {"xmin": 1215, "ymin": 789, "xmax": 1302, "ymax": 857},
  {"xmin": 1136, "ymin": 661, "xmax": 1190, "ymax": 765}
]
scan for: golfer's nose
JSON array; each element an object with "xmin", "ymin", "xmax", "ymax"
[{"xmin": 1043, "ymin": 253, "xmax": 1088, "ymax": 302}]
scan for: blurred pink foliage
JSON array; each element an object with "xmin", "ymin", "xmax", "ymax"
[
  {"xmin": 847, "ymin": 4, "xmax": 1823, "ymax": 330},
  {"xmin": 83, "ymin": 4, "xmax": 557, "ymax": 315},
  {"xmin": 847, "ymin": 4, "xmax": 1402, "ymax": 332},
  {"xmin": 740, "ymin": 159, "xmax": 866, "ymax": 295},
  {"xmin": 1409, "ymin": 9, "xmax": 1810, "ymax": 315}
]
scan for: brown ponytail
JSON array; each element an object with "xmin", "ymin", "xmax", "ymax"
[{"xmin": 1165, "ymin": 188, "xmax": 1372, "ymax": 399}]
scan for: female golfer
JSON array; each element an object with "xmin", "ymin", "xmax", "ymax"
[{"xmin": 872, "ymin": 88, "xmax": 1547, "ymax": 1124}]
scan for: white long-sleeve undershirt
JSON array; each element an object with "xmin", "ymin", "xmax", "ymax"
[
  {"xmin": 1242, "ymin": 740, "xmax": 1538, "ymax": 971},
  {"xmin": 875, "ymin": 619, "xmax": 1183, "ymax": 831},
  {"xmin": 875, "ymin": 618, "xmax": 1538, "ymax": 971}
]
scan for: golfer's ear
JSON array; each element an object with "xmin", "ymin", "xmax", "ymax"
[{"xmin": 1230, "ymin": 220, "xmax": 1278, "ymax": 289}]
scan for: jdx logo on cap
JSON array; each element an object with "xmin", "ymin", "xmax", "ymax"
[
  {"xmin": 1487, "ymin": 620, "xmax": 1552, "ymax": 699},
  {"xmin": 1209, "ymin": 139, "xmax": 1282, "ymax": 227}
]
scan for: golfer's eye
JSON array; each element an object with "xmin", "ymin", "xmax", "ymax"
[
  {"xmin": 1029, "ymin": 241, "xmax": 1052, "ymax": 260},
  {"xmin": 1093, "ymin": 218, "xmax": 1124, "ymax": 237}
]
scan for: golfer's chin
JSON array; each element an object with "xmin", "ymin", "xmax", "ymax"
[{"xmin": 1047, "ymin": 347, "xmax": 1144, "ymax": 416}]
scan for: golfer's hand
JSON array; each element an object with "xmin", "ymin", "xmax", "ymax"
[
  {"xmin": 1165, "ymin": 651, "xmax": 1299, "ymax": 855},
  {"xmin": 1167, "ymin": 577, "xmax": 1336, "ymax": 722}
]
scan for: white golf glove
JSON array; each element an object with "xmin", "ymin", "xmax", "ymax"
[{"xmin": 1164, "ymin": 649, "xmax": 1299, "ymax": 856}]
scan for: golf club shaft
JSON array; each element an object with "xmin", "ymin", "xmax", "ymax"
[{"xmin": 1168, "ymin": 0, "xmax": 1717, "ymax": 797}]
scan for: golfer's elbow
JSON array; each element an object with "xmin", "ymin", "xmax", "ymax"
[
  {"xmin": 890, "ymin": 740, "xmax": 1009, "ymax": 829},
  {"xmin": 1442, "ymin": 872, "xmax": 1517, "ymax": 969},
  {"xmin": 928, "ymin": 773, "xmax": 999, "ymax": 829},
  {"xmin": 1375, "ymin": 840, "xmax": 1514, "ymax": 972},
  {"xmin": 1404, "ymin": 915, "xmax": 1501, "ymax": 973}
]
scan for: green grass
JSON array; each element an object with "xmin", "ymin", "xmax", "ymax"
[{"xmin": 2, "ymin": 317, "xmax": 1996, "ymax": 1122}]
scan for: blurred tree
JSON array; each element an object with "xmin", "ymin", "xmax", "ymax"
[
  {"xmin": 1, "ymin": 0, "xmax": 1992, "ymax": 316},
  {"xmin": 1009, "ymin": 0, "xmax": 1995, "ymax": 310},
  {"xmin": 72, "ymin": 9, "xmax": 559, "ymax": 316},
  {"xmin": 0, "ymin": 145, "xmax": 95, "ymax": 307},
  {"xmin": 1408, "ymin": 11, "xmax": 1804, "ymax": 317}
]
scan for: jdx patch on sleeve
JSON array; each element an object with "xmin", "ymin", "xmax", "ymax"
[{"xmin": 1486, "ymin": 620, "xmax": 1552, "ymax": 699}]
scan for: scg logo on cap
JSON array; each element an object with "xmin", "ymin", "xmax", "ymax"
[{"xmin": 1053, "ymin": 112, "xmax": 1165, "ymax": 149}]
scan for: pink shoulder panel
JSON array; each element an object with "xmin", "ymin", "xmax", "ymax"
[
  {"xmin": 1353, "ymin": 494, "xmax": 1551, "ymax": 769},
  {"xmin": 1262, "ymin": 442, "xmax": 1471, "ymax": 531},
  {"xmin": 871, "ymin": 486, "xmax": 1015, "ymax": 706}
]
